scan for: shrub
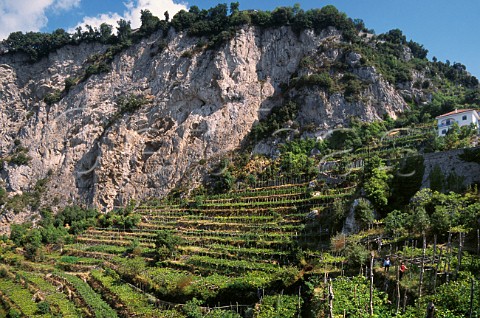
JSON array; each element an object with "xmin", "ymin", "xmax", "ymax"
[
  {"xmin": 9, "ymin": 152, "xmax": 31, "ymax": 165},
  {"xmin": 354, "ymin": 198, "xmax": 374, "ymax": 229},
  {"xmin": 85, "ymin": 62, "xmax": 110, "ymax": 77},
  {"xmin": 64, "ymin": 77, "xmax": 77, "ymax": 92},
  {"xmin": 7, "ymin": 309, "xmax": 21, "ymax": 318},
  {"xmin": 255, "ymin": 294, "xmax": 301, "ymax": 318},
  {"xmin": 155, "ymin": 230, "xmax": 183, "ymax": 260},
  {"xmin": 43, "ymin": 90, "xmax": 62, "ymax": 105},
  {"xmin": 182, "ymin": 297, "xmax": 204, "ymax": 318},
  {"xmin": 181, "ymin": 50, "xmax": 193, "ymax": 58},
  {"xmin": 37, "ymin": 301, "xmax": 50, "ymax": 314},
  {"xmin": 344, "ymin": 243, "xmax": 369, "ymax": 268},
  {"xmin": 117, "ymin": 94, "xmax": 149, "ymax": 114}
]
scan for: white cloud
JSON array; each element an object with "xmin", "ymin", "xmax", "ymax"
[
  {"xmin": 69, "ymin": 12, "xmax": 124, "ymax": 33},
  {"xmin": 69, "ymin": 0, "xmax": 187, "ymax": 33},
  {"xmin": 0, "ymin": 0, "xmax": 80, "ymax": 40},
  {"xmin": 53, "ymin": 0, "xmax": 80, "ymax": 11}
]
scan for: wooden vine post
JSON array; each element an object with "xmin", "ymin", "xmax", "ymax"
[
  {"xmin": 328, "ymin": 278, "xmax": 334, "ymax": 318},
  {"xmin": 425, "ymin": 302, "xmax": 435, "ymax": 318},
  {"xmin": 455, "ymin": 232, "xmax": 464, "ymax": 279},
  {"xmin": 432, "ymin": 235, "xmax": 437, "ymax": 292},
  {"xmin": 369, "ymin": 251, "xmax": 374, "ymax": 317},
  {"xmin": 402, "ymin": 288, "xmax": 408, "ymax": 314},
  {"xmin": 395, "ymin": 263, "xmax": 400, "ymax": 315},
  {"xmin": 434, "ymin": 247, "xmax": 443, "ymax": 293},
  {"xmin": 446, "ymin": 231, "xmax": 452, "ymax": 283},
  {"xmin": 418, "ymin": 233, "xmax": 426, "ymax": 302}
]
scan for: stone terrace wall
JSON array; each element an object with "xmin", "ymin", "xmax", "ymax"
[{"xmin": 421, "ymin": 147, "xmax": 480, "ymax": 189}]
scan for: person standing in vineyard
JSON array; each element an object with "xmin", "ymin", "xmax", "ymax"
[
  {"xmin": 399, "ymin": 262, "xmax": 408, "ymax": 280},
  {"xmin": 383, "ymin": 257, "xmax": 391, "ymax": 272}
]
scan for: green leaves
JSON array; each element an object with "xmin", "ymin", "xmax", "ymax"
[
  {"xmin": 255, "ymin": 294, "xmax": 301, "ymax": 318},
  {"xmin": 56, "ymin": 272, "xmax": 118, "ymax": 318},
  {"xmin": 364, "ymin": 159, "xmax": 391, "ymax": 211}
]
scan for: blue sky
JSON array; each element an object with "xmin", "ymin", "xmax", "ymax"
[{"xmin": 1, "ymin": 0, "xmax": 478, "ymax": 78}]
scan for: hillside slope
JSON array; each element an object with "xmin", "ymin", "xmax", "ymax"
[
  {"xmin": 0, "ymin": 5, "xmax": 478, "ymax": 229},
  {"xmin": 0, "ymin": 27, "xmax": 409, "ymax": 218}
]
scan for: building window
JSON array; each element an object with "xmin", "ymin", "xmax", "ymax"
[
  {"xmin": 462, "ymin": 115, "xmax": 467, "ymax": 120},
  {"xmin": 441, "ymin": 129, "xmax": 447, "ymax": 135}
]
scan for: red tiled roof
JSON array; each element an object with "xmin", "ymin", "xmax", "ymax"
[{"xmin": 435, "ymin": 109, "xmax": 477, "ymax": 119}]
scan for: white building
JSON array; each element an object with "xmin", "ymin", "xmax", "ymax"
[{"xmin": 435, "ymin": 109, "xmax": 480, "ymax": 137}]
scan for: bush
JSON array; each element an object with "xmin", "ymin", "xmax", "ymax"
[
  {"xmin": 183, "ymin": 297, "xmax": 204, "ymax": 318},
  {"xmin": 7, "ymin": 309, "xmax": 21, "ymax": 318},
  {"xmin": 354, "ymin": 198, "xmax": 374, "ymax": 229},
  {"xmin": 344, "ymin": 242, "xmax": 369, "ymax": 268},
  {"xmin": 85, "ymin": 62, "xmax": 110, "ymax": 77},
  {"xmin": 37, "ymin": 301, "xmax": 50, "ymax": 314},
  {"xmin": 255, "ymin": 294, "xmax": 301, "ymax": 318},
  {"xmin": 155, "ymin": 230, "xmax": 183, "ymax": 260},
  {"xmin": 64, "ymin": 77, "xmax": 77, "ymax": 92},
  {"xmin": 117, "ymin": 94, "xmax": 149, "ymax": 114},
  {"xmin": 9, "ymin": 152, "xmax": 31, "ymax": 165},
  {"xmin": 97, "ymin": 208, "xmax": 140, "ymax": 230},
  {"xmin": 43, "ymin": 90, "xmax": 62, "ymax": 105}
]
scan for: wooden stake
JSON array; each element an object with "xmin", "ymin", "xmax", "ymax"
[
  {"xmin": 328, "ymin": 278, "xmax": 334, "ymax": 318},
  {"xmin": 456, "ymin": 232, "xmax": 464, "ymax": 279},
  {"xmin": 402, "ymin": 289, "xmax": 407, "ymax": 313},
  {"xmin": 396, "ymin": 263, "xmax": 400, "ymax": 315},
  {"xmin": 426, "ymin": 302, "xmax": 435, "ymax": 318},
  {"xmin": 434, "ymin": 247, "xmax": 442, "ymax": 293},
  {"xmin": 432, "ymin": 236, "xmax": 437, "ymax": 291},
  {"xmin": 418, "ymin": 233, "xmax": 426, "ymax": 302},
  {"xmin": 446, "ymin": 232, "xmax": 452, "ymax": 283},
  {"xmin": 369, "ymin": 252, "xmax": 374, "ymax": 317}
]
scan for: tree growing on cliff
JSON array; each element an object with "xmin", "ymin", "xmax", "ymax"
[{"xmin": 364, "ymin": 157, "xmax": 392, "ymax": 213}]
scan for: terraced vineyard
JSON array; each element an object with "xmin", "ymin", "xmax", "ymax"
[
  {"xmin": 1, "ymin": 123, "xmax": 478, "ymax": 317},
  {"xmin": 0, "ymin": 178, "xmax": 357, "ymax": 317}
]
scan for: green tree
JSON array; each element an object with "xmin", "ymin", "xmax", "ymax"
[
  {"xmin": 344, "ymin": 242, "xmax": 369, "ymax": 268},
  {"xmin": 380, "ymin": 29, "xmax": 406, "ymax": 45},
  {"xmin": 24, "ymin": 228, "xmax": 43, "ymax": 261},
  {"xmin": 230, "ymin": 2, "xmax": 240, "ymax": 14},
  {"xmin": 155, "ymin": 230, "xmax": 183, "ymax": 260},
  {"xmin": 364, "ymin": 159, "xmax": 392, "ymax": 212},
  {"xmin": 99, "ymin": 23, "xmax": 113, "ymax": 43},
  {"xmin": 430, "ymin": 205, "xmax": 455, "ymax": 235},
  {"xmin": 140, "ymin": 9, "xmax": 160, "ymax": 35},
  {"xmin": 354, "ymin": 198, "xmax": 374, "ymax": 230},
  {"xmin": 116, "ymin": 19, "xmax": 132, "ymax": 44},
  {"xmin": 183, "ymin": 298, "xmax": 204, "ymax": 318},
  {"xmin": 0, "ymin": 187, "xmax": 6, "ymax": 205},
  {"xmin": 271, "ymin": 7, "xmax": 294, "ymax": 26},
  {"xmin": 384, "ymin": 209, "xmax": 408, "ymax": 236},
  {"xmin": 10, "ymin": 223, "xmax": 30, "ymax": 246},
  {"xmin": 407, "ymin": 206, "xmax": 431, "ymax": 235}
]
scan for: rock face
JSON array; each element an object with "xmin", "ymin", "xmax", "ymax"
[
  {"xmin": 0, "ymin": 26, "xmax": 411, "ymax": 221},
  {"xmin": 421, "ymin": 147, "xmax": 480, "ymax": 190}
]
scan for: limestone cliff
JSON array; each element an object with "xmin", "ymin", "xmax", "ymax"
[{"xmin": 0, "ymin": 25, "xmax": 414, "ymax": 227}]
